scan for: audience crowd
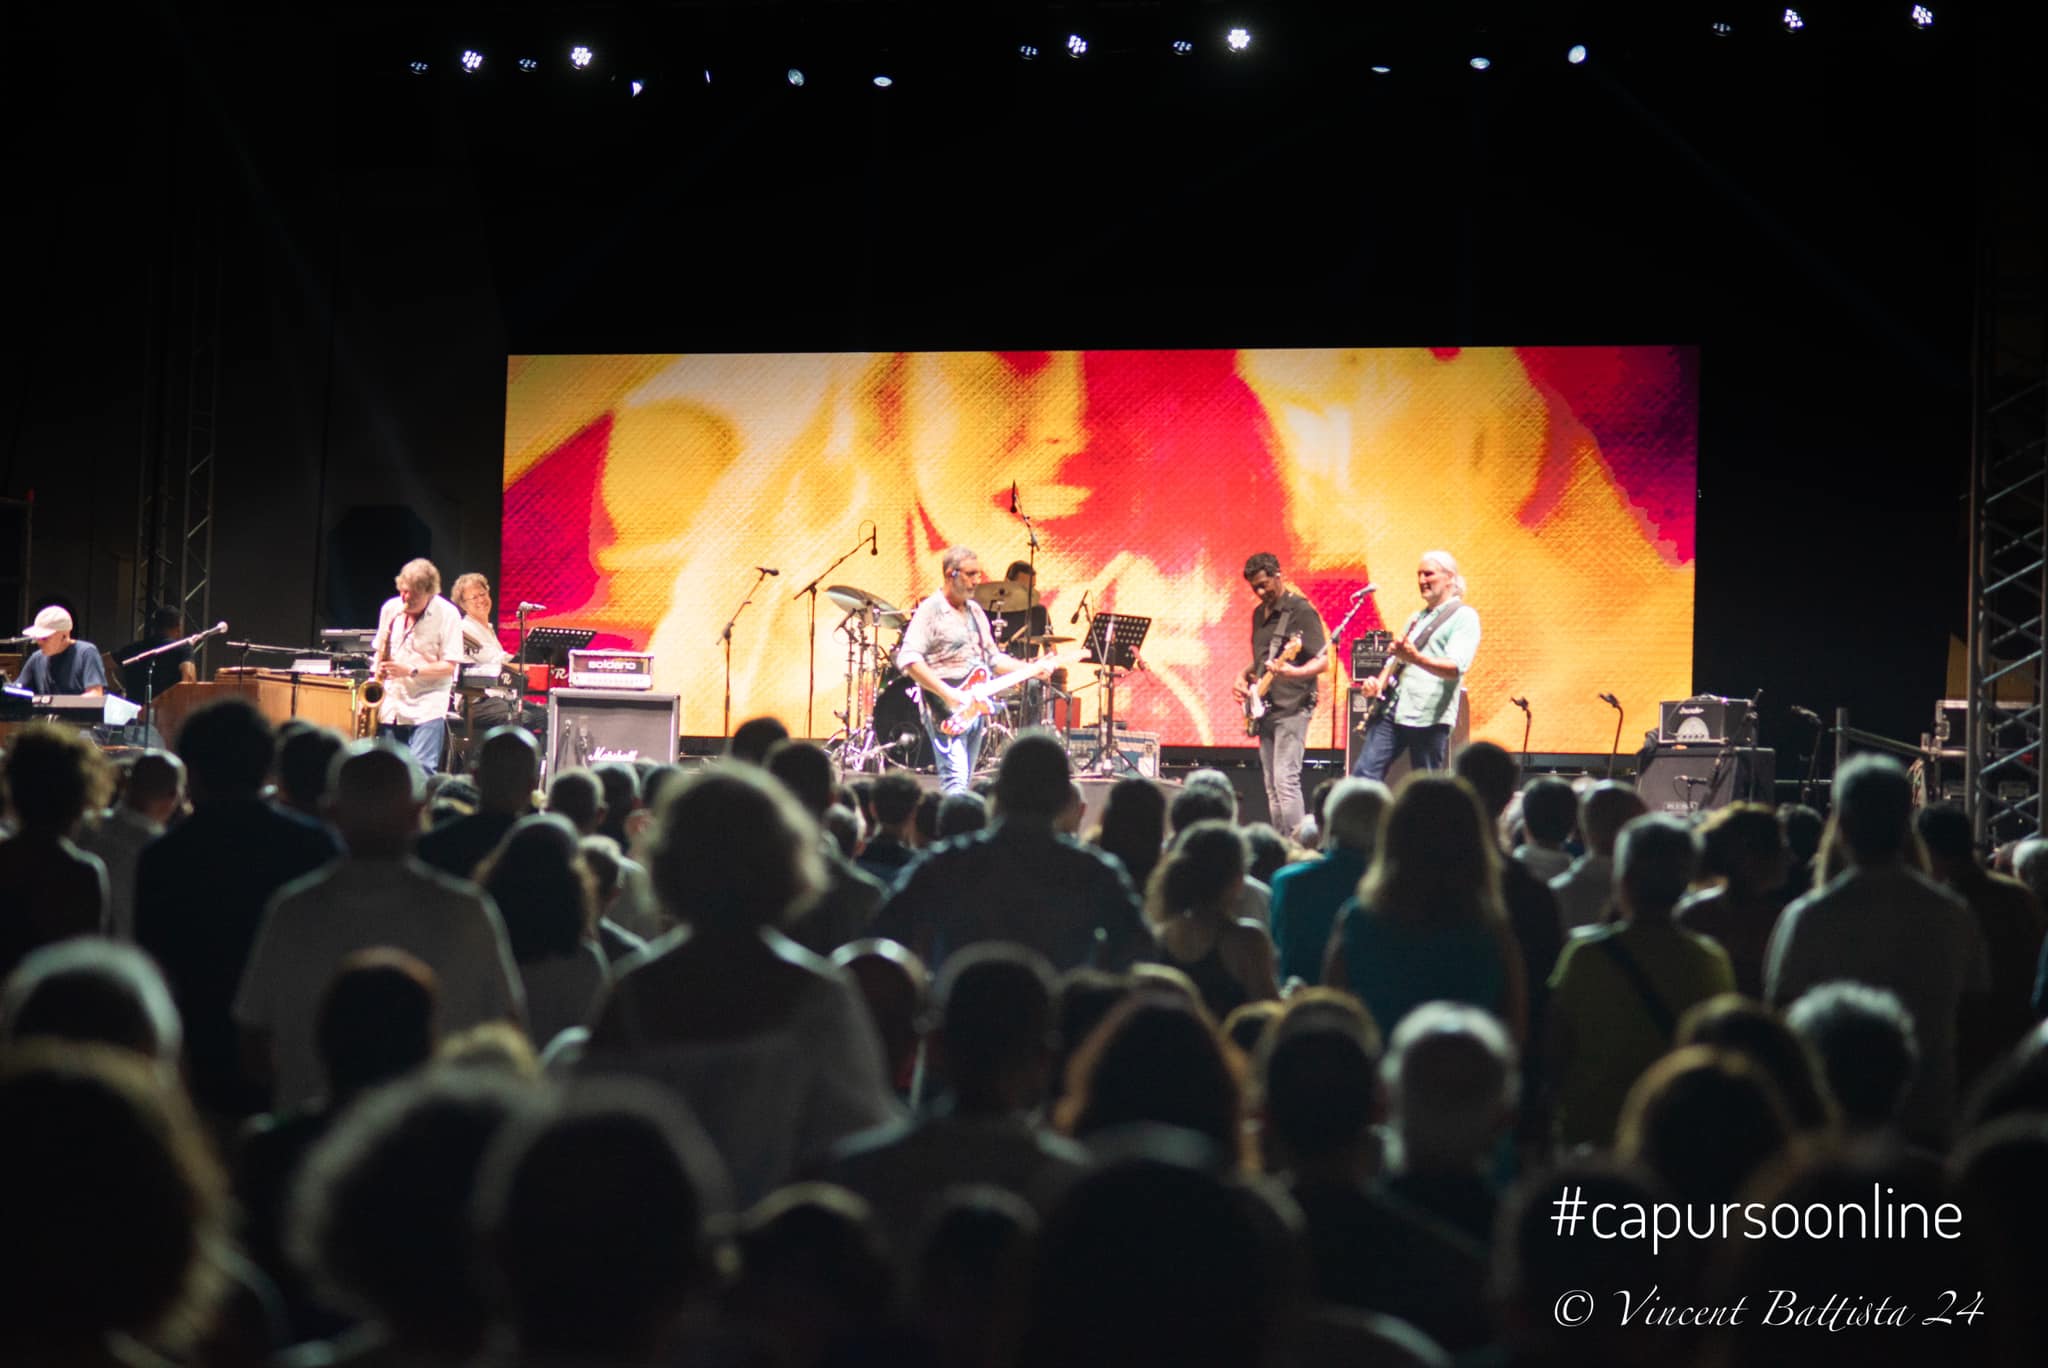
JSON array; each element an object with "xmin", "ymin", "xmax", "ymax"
[{"xmin": 4, "ymin": 703, "xmax": 2048, "ymax": 1368}]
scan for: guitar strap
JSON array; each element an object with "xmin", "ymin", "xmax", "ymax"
[{"xmin": 1406, "ymin": 598, "xmax": 1466, "ymax": 659}]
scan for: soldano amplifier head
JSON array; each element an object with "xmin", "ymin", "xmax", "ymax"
[{"xmin": 546, "ymin": 688, "xmax": 680, "ymax": 777}]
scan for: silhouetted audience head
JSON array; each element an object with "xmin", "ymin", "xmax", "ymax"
[
  {"xmin": 1697, "ymin": 801, "xmax": 1789, "ymax": 894},
  {"xmin": 1361, "ymin": 775, "xmax": 1502, "ymax": 926},
  {"xmin": 724, "ymin": 1184, "xmax": 896, "ymax": 1364},
  {"xmin": 545, "ymin": 767, "xmax": 605, "ymax": 835},
  {"xmin": 1170, "ymin": 783, "xmax": 1237, "ymax": 835},
  {"xmin": 1615, "ymin": 1045, "xmax": 1794, "ymax": 1204},
  {"xmin": 831, "ymin": 938, "xmax": 930, "ymax": 1093},
  {"xmin": 290, "ymin": 1070, "xmax": 537, "ymax": 1356},
  {"xmin": 1830, "ymin": 754, "xmax": 1915, "ymax": 864},
  {"xmin": 1614, "ymin": 813, "xmax": 1697, "ymax": 921},
  {"xmin": 729, "ymin": 715, "xmax": 791, "ymax": 765},
  {"xmin": 276, "ymin": 723, "xmax": 345, "ymax": 816},
  {"xmin": 994, "ymin": 732, "xmax": 1073, "ymax": 821},
  {"xmin": 1057, "ymin": 993, "xmax": 1243, "ymax": 1165},
  {"xmin": 4, "ymin": 721, "xmax": 111, "ymax": 833},
  {"xmin": 316, "ymin": 948, "xmax": 439, "ymax": 1098},
  {"xmin": 1519, "ymin": 776, "xmax": 1577, "ymax": 846},
  {"xmin": 0, "ymin": 1045, "xmax": 229, "ymax": 1361},
  {"xmin": 937, "ymin": 791, "xmax": 989, "ymax": 837},
  {"xmin": 1785, "ymin": 982, "xmax": 1919, "ymax": 1133},
  {"xmin": 1241, "ymin": 822, "xmax": 1292, "ymax": 883},
  {"xmin": 1914, "ymin": 801, "xmax": 1976, "ymax": 878},
  {"xmin": 1381, "ymin": 1001, "xmax": 1518, "ymax": 1173},
  {"xmin": 329, "ymin": 740, "xmax": 425, "ymax": 854},
  {"xmin": 1950, "ymin": 1117, "xmax": 2048, "ymax": 1367},
  {"xmin": 766, "ymin": 740, "xmax": 838, "ymax": 818},
  {"xmin": 124, "ymin": 749, "xmax": 186, "ymax": 818},
  {"xmin": 1049, "ymin": 968, "xmax": 1131, "ymax": 1106},
  {"xmin": 1094, "ymin": 776, "xmax": 1168, "ymax": 888},
  {"xmin": 1777, "ymin": 802, "xmax": 1824, "ymax": 865},
  {"xmin": 932, "ymin": 942, "xmax": 1057, "ymax": 1115},
  {"xmin": 176, "ymin": 697, "xmax": 276, "ymax": 801},
  {"xmin": 646, "ymin": 765, "xmax": 826, "ymax": 931},
  {"xmin": 1579, "ymin": 780, "xmax": 1648, "ymax": 858},
  {"xmin": 870, "ymin": 772, "xmax": 923, "ymax": 834},
  {"xmin": 1676, "ymin": 994, "xmax": 1835, "ymax": 1133},
  {"xmin": 592, "ymin": 762, "xmax": 640, "ymax": 836},
  {"xmin": 1453, "ymin": 739, "xmax": 1519, "ymax": 820},
  {"xmin": 1320, "ymin": 777, "xmax": 1390, "ymax": 856},
  {"xmin": 476, "ymin": 813, "xmax": 597, "ymax": 963},
  {"xmin": 914, "ymin": 1187, "xmax": 1037, "ymax": 1368},
  {"xmin": 1263, "ymin": 1023, "xmax": 1379, "ymax": 1175},
  {"xmin": 913, "ymin": 790, "xmax": 943, "ymax": 846},
  {"xmin": 473, "ymin": 725, "xmax": 541, "ymax": 815},
  {"xmin": 1145, "ymin": 819, "xmax": 1247, "ymax": 931},
  {"xmin": 2012, "ymin": 836, "xmax": 2048, "ymax": 905},
  {"xmin": 1220, "ymin": 999, "xmax": 1283, "ymax": 1058},
  {"xmin": 476, "ymin": 1082, "xmax": 725, "ymax": 1362},
  {"xmin": 2, "ymin": 939, "xmax": 182, "ymax": 1065}
]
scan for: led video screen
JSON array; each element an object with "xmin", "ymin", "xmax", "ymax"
[{"xmin": 502, "ymin": 347, "xmax": 1697, "ymax": 752}]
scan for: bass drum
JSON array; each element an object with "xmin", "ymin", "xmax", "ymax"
[{"xmin": 870, "ymin": 671, "xmax": 935, "ymax": 772}]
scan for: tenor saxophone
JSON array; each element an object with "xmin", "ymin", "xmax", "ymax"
[{"xmin": 356, "ymin": 622, "xmax": 388, "ymax": 738}]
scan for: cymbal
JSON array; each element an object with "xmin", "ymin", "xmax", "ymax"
[
  {"xmin": 1019, "ymin": 633, "xmax": 1076, "ymax": 645},
  {"xmin": 825, "ymin": 584, "xmax": 901, "ymax": 617},
  {"xmin": 971, "ymin": 582, "xmax": 1029, "ymax": 613}
]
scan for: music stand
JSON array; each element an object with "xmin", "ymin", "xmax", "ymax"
[
  {"xmin": 522, "ymin": 627, "xmax": 596, "ymax": 669},
  {"xmin": 1082, "ymin": 613, "xmax": 1151, "ymax": 776}
]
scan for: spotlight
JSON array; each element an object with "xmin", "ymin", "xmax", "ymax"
[
  {"xmin": 1018, "ymin": 44, "xmax": 1039, "ymax": 60},
  {"xmin": 631, "ymin": 80, "xmax": 645, "ymax": 96},
  {"xmin": 1567, "ymin": 44, "xmax": 1588, "ymax": 65},
  {"xmin": 408, "ymin": 60, "xmax": 428, "ymax": 75},
  {"xmin": 1225, "ymin": 28, "xmax": 1252, "ymax": 53},
  {"xmin": 1370, "ymin": 65, "xmax": 1392, "ymax": 74},
  {"xmin": 517, "ymin": 58, "xmax": 538, "ymax": 73},
  {"xmin": 1469, "ymin": 55, "xmax": 1491, "ymax": 70},
  {"xmin": 1782, "ymin": 8, "xmax": 1805, "ymax": 31},
  {"xmin": 1172, "ymin": 40, "xmax": 1193, "ymax": 56},
  {"xmin": 1910, "ymin": 4, "xmax": 1934, "ymax": 26},
  {"xmin": 460, "ymin": 49, "xmax": 483, "ymax": 73},
  {"xmin": 1712, "ymin": 21, "xmax": 1733, "ymax": 37},
  {"xmin": 1066, "ymin": 34, "xmax": 1087, "ymax": 58},
  {"xmin": 873, "ymin": 74, "xmax": 893, "ymax": 87},
  {"xmin": 569, "ymin": 45, "xmax": 594, "ymax": 69},
  {"xmin": 787, "ymin": 68, "xmax": 805, "ymax": 86}
]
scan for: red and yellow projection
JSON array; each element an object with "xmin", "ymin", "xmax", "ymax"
[{"xmin": 502, "ymin": 347, "xmax": 1697, "ymax": 752}]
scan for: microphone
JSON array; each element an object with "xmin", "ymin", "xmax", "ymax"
[
  {"xmin": 1599, "ymin": 692, "xmax": 1621, "ymax": 709},
  {"xmin": 756, "ymin": 566, "xmax": 780, "ymax": 576},
  {"xmin": 516, "ymin": 601, "xmax": 547, "ymax": 613},
  {"xmin": 1070, "ymin": 589, "xmax": 1089, "ymax": 625},
  {"xmin": 197, "ymin": 620, "xmax": 229, "ymax": 640},
  {"xmin": 1349, "ymin": 582, "xmax": 1378, "ymax": 600},
  {"xmin": 1510, "ymin": 696, "xmax": 1530, "ymax": 712},
  {"xmin": 1011, "ymin": 482, "xmax": 1019, "ymax": 514}
]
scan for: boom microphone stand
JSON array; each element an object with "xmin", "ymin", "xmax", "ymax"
[
  {"xmin": 1600, "ymin": 692, "xmax": 1624, "ymax": 779},
  {"xmin": 1510, "ymin": 696, "xmax": 1531, "ymax": 774},
  {"xmin": 719, "ymin": 567, "xmax": 774, "ymax": 740},
  {"xmin": 794, "ymin": 524, "xmax": 874, "ymax": 739}
]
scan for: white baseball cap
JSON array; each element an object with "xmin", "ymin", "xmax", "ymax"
[{"xmin": 22, "ymin": 606, "xmax": 73, "ymax": 640}]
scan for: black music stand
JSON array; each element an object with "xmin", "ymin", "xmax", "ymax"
[
  {"xmin": 522, "ymin": 627, "xmax": 596, "ymax": 669},
  {"xmin": 1083, "ymin": 613, "xmax": 1151, "ymax": 776}
]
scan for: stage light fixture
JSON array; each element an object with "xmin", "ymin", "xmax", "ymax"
[
  {"xmin": 1470, "ymin": 55, "xmax": 1491, "ymax": 70},
  {"xmin": 1910, "ymin": 4, "xmax": 1934, "ymax": 26},
  {"xmin": 1019, "ymin": 44, "xmax": 1039, "ymax": 60},
  {"xmin": 874, "ymin": 74, "xmax": 894, "ymax": 87},
  {"xmin": 518, "ymin": 57, "xmax": 538, "ymax": 72},
  {"xmin": 1172, "ymin": 40, "xmax": 1193, "ymax": 56},
  {"xmin": 631, "ymin": 80, "xmax": 645, "ymax": 96},
  {"xmin": 787, "ymin": 68, "xmax": 805, "ymax": 86},
  {"xmin": 1226, "ymin": 28, "xmax": 1252, "ymax": 53},
  {"xmin": 1371, "ymin": 65, "xmax": 1392, "ymax": 74},
  {"xmin": 408, "ymin": 60, "xmax": 429, "ymax": 75},
  {"xmin": 569, "ymin": 45, "xmax": 594, "ymax": 69},
  {"xmin": 1712, "ymin": 21, "xmax": 1733, "ymax": 37},
  {"xmin": 460, "ymin": 50, "xmax": 483, "ymax": 73},
  {"xmin": 1567, "ymin": 44, "xmax": 1587, "ymax": 65},
  {"xmin": 1782, "ymin": 8, "xmax": 1804, "ymax": 30},
  {"xmin": 1066, "ymin": 34, "xmax": 1087, "ymax": 58}
]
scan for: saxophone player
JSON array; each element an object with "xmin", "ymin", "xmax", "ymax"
[{"xmin": 372, "ymin": 558, "xmax": 463, "ymax": 772}]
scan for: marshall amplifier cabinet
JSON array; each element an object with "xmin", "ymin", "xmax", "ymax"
[
  {"xmin": 1350, "ymin": 631, "xmax": 1394, "ymax": 682},
  {"xmin": 547, "ymin": 688, "xmax": 680, "ymax": 777},
  {"xmin": 1637, "ymin": 745, "xmax": 1775, "ymax": 815},
  {"xmin": 567, "ymin": 648, "xmax": 656, "ymax": 691},
  {"xmin": 1659, "ymin": 695, "xmax": 1755, "ymax": 745}
]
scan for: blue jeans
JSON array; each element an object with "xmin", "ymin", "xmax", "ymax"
[
  {"xmin": 929, "ymin": 711, "xmax": 986, "ymax": 794},
  {"xmin": 386, "ymin": 718, "xmax": 448, "ymax": 774},
  {"xmin": 1353, "ymin": 718, "xmax": 1450, "ymax": 782}
]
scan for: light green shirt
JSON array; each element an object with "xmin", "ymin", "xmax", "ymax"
[{"xmin": 1392, "ymin": 602, "xmax": 1479, "ymax": 726}]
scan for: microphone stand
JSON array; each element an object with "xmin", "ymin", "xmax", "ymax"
[
  {"xmin": 794, "ymin": 529, "xmax": 870, "ymax": 740},
  {"xmin": 122, "ymin": 623, "xmax": 226, "ymax": 744},
  {"xmin": 719, "ymin": 567, "xmax": 774, "ymax": 741},
  {"xmin": 1512, "ymin": 699, "xmax": 1532, "ymax": 775},
  {"xmin": 1700, "ymin": 689, "xmax": 1762, "ymax": 810},
  {"xmin": 1799, "ymin": 711, "xmax": 1828, "ymax": 807},
  {"xmin": 1603, "ymin": 696, "xmax": 1625, "ymax": 779},
  {"xmin": 1012, "ymin": 488, "xmax": 1051, "ymax": 728},
  {"xmin": 1322, "ymin": 588, "xmax": 1375, "ymax": 753}
]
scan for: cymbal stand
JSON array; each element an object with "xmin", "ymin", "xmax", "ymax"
[
  {"xmin": 718, "ymin": 566, "xmax": 774, "ymax": 740},
  {"xmin": 794, "ymin": 523, "xmax": 874, "ymax": 739}
]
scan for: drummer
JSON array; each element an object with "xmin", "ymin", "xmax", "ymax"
[{"xmin": 993, "ymin": 561, "xmax": 1051, "ymax": 659}]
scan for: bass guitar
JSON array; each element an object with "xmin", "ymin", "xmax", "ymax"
[
  {"xmin": 1242, "ymin": 633, "xmax": 1304, "ymax": 736},
  {"xmin": 936, "ymin": 651, "xmax": 1087, "ymax": 736}
]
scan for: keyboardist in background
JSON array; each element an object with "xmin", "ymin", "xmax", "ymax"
[
  {"xmin": 17, "ymin": 606, "xmax": 105, "ymax": 697},
  {"xmin": 450, "ymin": 571, "xmax": 517, "ymax": 731}
]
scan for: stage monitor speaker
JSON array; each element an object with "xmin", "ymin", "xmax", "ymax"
[
  {"xmin": 1066, "ymin": 727, "xmax": 1161, "ymax": 779},
  {"xmin": 1345, "ymin": 686, "xmax": 1470, "ymax": 781},
  {"xmin": 1636, "ymin": 745, "xmax": 1775, "ymax": 815},
  {"xmin": 547, "ymin": 688, "xmax": 680, "ymax": 777}
]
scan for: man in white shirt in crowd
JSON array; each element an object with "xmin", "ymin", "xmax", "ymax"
[
  {"xmin": 373, "ymin": 558, "xmax": 463, "ymax": 774},
  {"xmin": 234, "ymin": 740, "xmax": 525, "ymax": 1110}
]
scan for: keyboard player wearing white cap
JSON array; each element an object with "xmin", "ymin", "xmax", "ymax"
[{"xmin": 16, "ymin": 605, "xmax": 105, "ymax": 697}]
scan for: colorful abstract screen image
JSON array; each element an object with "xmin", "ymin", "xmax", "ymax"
[{"xmin": 501, "ymin": 348, "xmax": 1697, "ymax": 752}]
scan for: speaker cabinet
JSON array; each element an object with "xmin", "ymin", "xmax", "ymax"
[
  {"xmin": 546, "ymin": 688, "xmax": 680, "ymax": 777},
  {"xmin": 1636, "ymin": 745, "xmax": 1775, "ymax": 815}
]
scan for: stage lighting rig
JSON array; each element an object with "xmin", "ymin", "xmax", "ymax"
[
  {"xmin": 1567, "ymin": 44, "xmax": 1587, "ymax": 65},
  {"xmin": 1712, "ymin": 21, "xmax": 1734, "ymax": 37},
  {"xmin": 1910, "ymin": 4, "xmax": 1935, "ymax": 26},
  {"xmin": 1782, "ymin": 8, "xmax": 1805, "ymax": 32},
  {"xmin": 787, "ymin": 68, "xmax": 805, "ymax": 86},
  {"xmin": 873, "ymin": 74, "xmax": 894, "ymax": 87},
  {"xmin": 1066, "ymin": 34, "xmax": 1087, "ymax": 58},
  {"xmin": 518, "ymin": 57, "xmax": 538, "ymax": 72},
  {"xmin": 408, "ymin": 60, "xmax": 428, "ymax": 75},
  {"xmin": 1172, "ymin": 40, "xmax": 1193, "ymax": 56},
  {"xmin": 1226, "ymin": 28, "xmax": 1252, "ymax": 53},
  {"xmin": 570, "ymin": 45, "xmax": 594, "ymax": 70},
  {"xmin": 1469, "ymin": 55, "xmax": 1492, "ymax": 70},
  {"xmin": 1018, "ymin": 44, "xmax": 1039, "ymax": 60},
  {"xmin": 460, "ymin": 49, "xmax": 483, "ymax": 73}
]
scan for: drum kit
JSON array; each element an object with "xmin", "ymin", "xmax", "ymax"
[{"xmin": 823, "ymin": 581, "xmax": 1080, "ymax": 775}]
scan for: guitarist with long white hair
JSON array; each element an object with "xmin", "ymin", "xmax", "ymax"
[
  {"xmin": 1231, "ymin": 551, "xmax": 1328, "ymax": 835},
  {"xmin": 1351, "ymin": 550, "xmax": 1481, "ymax": 782}
]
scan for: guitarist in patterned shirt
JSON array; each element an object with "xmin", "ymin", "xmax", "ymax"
[
  {"xmin": 1231, "ymin": 552, "xmax": 1328, "ymax": 835},
  {"xmin": 899, "ymin": 546, "xmax": 1043, "ymax": 794},
  {"xmin": 1351, "ymin": 550, "xmax": 1481, "ymax": 782}
]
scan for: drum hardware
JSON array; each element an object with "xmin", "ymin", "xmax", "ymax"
[{"xmin": 795, "ymin": 526, "xmax": 885, "ymax": 740}]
